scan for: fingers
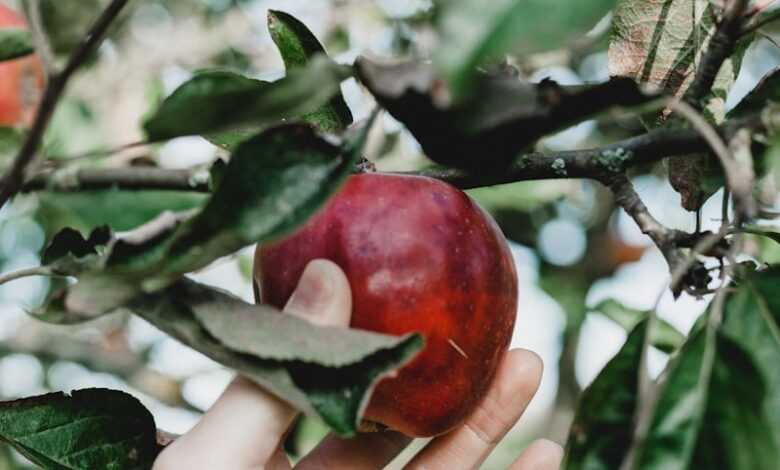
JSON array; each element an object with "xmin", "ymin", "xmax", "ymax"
[
  {"xmin": 508, "ymin": 439, "xmax": 564, "ymax": 470},
  {"xmin": 405, "ymin": 349, "xmax": 543, "ymax": 470},
  {"xmin": 153, "ymin": 260, "xmax": 352, "ymax": 470},
  {"xmin": 295, "ymin": 430, "xmax": 412, "ymax": 470}
]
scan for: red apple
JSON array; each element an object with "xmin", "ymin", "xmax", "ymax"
[
  {"xmin": 0, "ymin": 4, "xmax": 43, "ymax": 127},
  {"xmin": 255, "ymin": 173, "xmax": 518, "ymax": 437}
]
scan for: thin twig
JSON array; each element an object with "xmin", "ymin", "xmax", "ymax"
[
  {"xmin": 0, "ymin": 0, "xmax": 131, "ymax": 208},
  {"xmin": 601, "ymin": 173, "xmax": 687, "ymax": 279},
  {"xmin": 0, "ymin": 266, "xmax": 56, "ymax": 285},
  {"xmin": 23, "ymin": 0, "xmax": 55, "ymax": 77},
  {"xmin": 401, "ymin": 113, "xmax": 765, "ymax": 188},
  {"xmin": 15, "ymin": 110, "xmax": 763, "ymax": 194},
  {"xmin": 22, "ymin": 167, "xmax": 211, "ymax": 193}
]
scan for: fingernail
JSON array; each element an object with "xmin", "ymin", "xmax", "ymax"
[{"xmin": 284, "ymin": 260, "xmax": 335, "ymax": 318}]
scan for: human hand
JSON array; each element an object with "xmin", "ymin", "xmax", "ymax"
[{"xmin": 153, "ymin": 259, "xmax": 562, "ymax": 470}]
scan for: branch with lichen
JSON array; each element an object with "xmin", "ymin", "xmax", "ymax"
[{"xmin": 20, "ymin": 112, "xmax": 768, "ymax": 194}]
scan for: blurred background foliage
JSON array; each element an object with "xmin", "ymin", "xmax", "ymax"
[{"xmin": 0, "ymin": 0, "xmax": 779, "ymax": 468}]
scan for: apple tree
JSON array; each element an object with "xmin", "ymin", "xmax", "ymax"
[{"xmin": 0, "ymin": 0, "xmax": 778, "ymax": 468}]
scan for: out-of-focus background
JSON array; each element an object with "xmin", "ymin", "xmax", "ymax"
[{"xmin": 0, "ymin": 0, "xmax": 779, "ymax": 468}]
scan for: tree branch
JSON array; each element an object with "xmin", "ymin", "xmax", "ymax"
[
  {"xmin": 0, "ymin": 0, "xmax": 130, "ymax": 207},
  {"xmin": 18, "ymin": 113, "xmax": 766, "ymax": 194},
  {"xmin": 600, "ymin": 173, "xmax": 691, "ymax": 293},
  {"xmin": 402, "ymin": 113, "xmax": 764, "ymax": 188},
  {"xmin": 683, "ymin": 0, "xmax": 751, "ymax": 109},
  {"xmin": 22, "ymin": 167, "xmax": 211, "ymax": 193}
]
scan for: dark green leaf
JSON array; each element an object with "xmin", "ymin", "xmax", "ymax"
[
  {"xmin": 563, "ymin": 321, "xmax": 645, "ymax": 470},
  {"xmin": 268, "ymin": 10, "xmax": 353, "ymax": 132},
  {"xmin": 592, "ymin": 299, "xmax": 685, "ymax": 353},
  {"xmin": 144, "ymin": 57, "xmax": 353, "ymax": 142},
  {"xmin": 35, "ymin": 190, "xmax": 206, "ymax": 237},
  {"xmin": 129, "ymin": 278, "xmax": 423, "ymax": 437},
  {"xmin": 0, "ymin": 389, "xmax": 158, "ymax": 470},
  {"xmin": 204, "ymin": 125, "xmax": 266, "ymax": 152},
  {"xmin": 436, "ymin": 0, "xmax": 616, "ymax": 99},
  {"xmin": 52, "ymin": 124, "xmax": 358, "ymax": 316},
  {"xmin": 139, "ymin": 124, "xmax": 357, "ymax": 288},
  {"xmin": 633, "ymin": 327, "xmax": 713, "ymax": 469},
  {"xmin": 144, "ymin": 71, "xmax": 270, "ymax": 142},
  {"xmin": 691, "ymin": 337, "xmax": 778, "ymax": 470},
  {"xmin": 720, "ymin": 267, "xmax": 780, "ymax": 451},
  {"xmin": 0, "ymin": 28, "xmax": 33, "ymax": 61},
  {"xmin": 634, "ymin": 323, "xmax": 778, "ymax": 469},
  {"xmin": 729, "ymin": 67, "xmax": 780, "ymax": 118}
]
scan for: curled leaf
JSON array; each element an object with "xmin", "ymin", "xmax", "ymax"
[{"xmin": 130, "ymin": 278, "xmax": 423, "ymax": 437}]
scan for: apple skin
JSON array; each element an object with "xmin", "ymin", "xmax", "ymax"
[
  {"xmin": 0, "ymin": 4, "xmax": 43, "ymax": 127},
  {"xmin": 255, "ymin": 173, "xmax": 518, "ymax": 437}
]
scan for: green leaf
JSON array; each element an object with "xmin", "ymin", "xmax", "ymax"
[
  {"xmin": 144, "ymin": 71, "xmax": 269, "ymax": 142},
  {"xmin": 591, "ymin": 299, "xmax": 685, "ymax": 353},
  {"xmin": 48, "ymin": 124, "xmax": 358, "ymax": 316},
  {"xmin": 720, "ymin": 267, "xmax": 780, "ymax": 451},
  {"xmin": 563, "ymin": 320, "xmax": 645, "ymax": 470},
  {"xmin": 268, "ymin": 10, "xmax": 353, "ymax": 132},
  {"xmin": 737, "ymin": 225, "xmax": 780, "ymax": 245},
  {"xmin": 204, "ymin": 126, "xmax": 266, "ymax": 152},
  {"xmin": 139, "ymin": 124, "xmax": 357, "ymax": 289},
  {"xmin": 435, "ymin": 0, "xmax": 616, "ymax": 99},
  {"xmin": 144, "ymin": 57, "xmax": 353, "ymax": 142},
  {"xmin": 729, "ymin": 67, "xmax": 780, "ymax": 118},
  {"xmin": 633, "ymin": 327, "xmax": 714, "ymax": 469},
  {"xmin": 610, "ymin": 0, "xmax": 745, "ymax": 115},
  {"xmin": 690, "ymin": 337, "xmax": 778, "ymax": 470},
  {"xmin": 633, "ymin": 326, "xmax": 778, "ymax": 469},
  {"xmin": 35, "ymin": 190, "xmax": 206, "ymax": 238},
  {"xmin": 129, "ymin": 278, "xmax": 423, "ymax": 437},
  {"xmin": 0, "ymin": 28, "xmax": 33, "ymax": 61},
  {"xmin": 0, "ymin": 389, "xmax": 158, "ymax": 470}
]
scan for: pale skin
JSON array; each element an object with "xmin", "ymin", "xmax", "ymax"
[{"xmin": 154, "ymin": 260, "xmax": 563, "ymax": 470}]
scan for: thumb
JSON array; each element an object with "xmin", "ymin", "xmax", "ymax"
[
  {"xmin": 154, "ymin": 259, "xmax": 352, "ymax": 470},
  {"xmin": 283, "ymin": 259, "xmax": 352, "ymax": 327}
]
